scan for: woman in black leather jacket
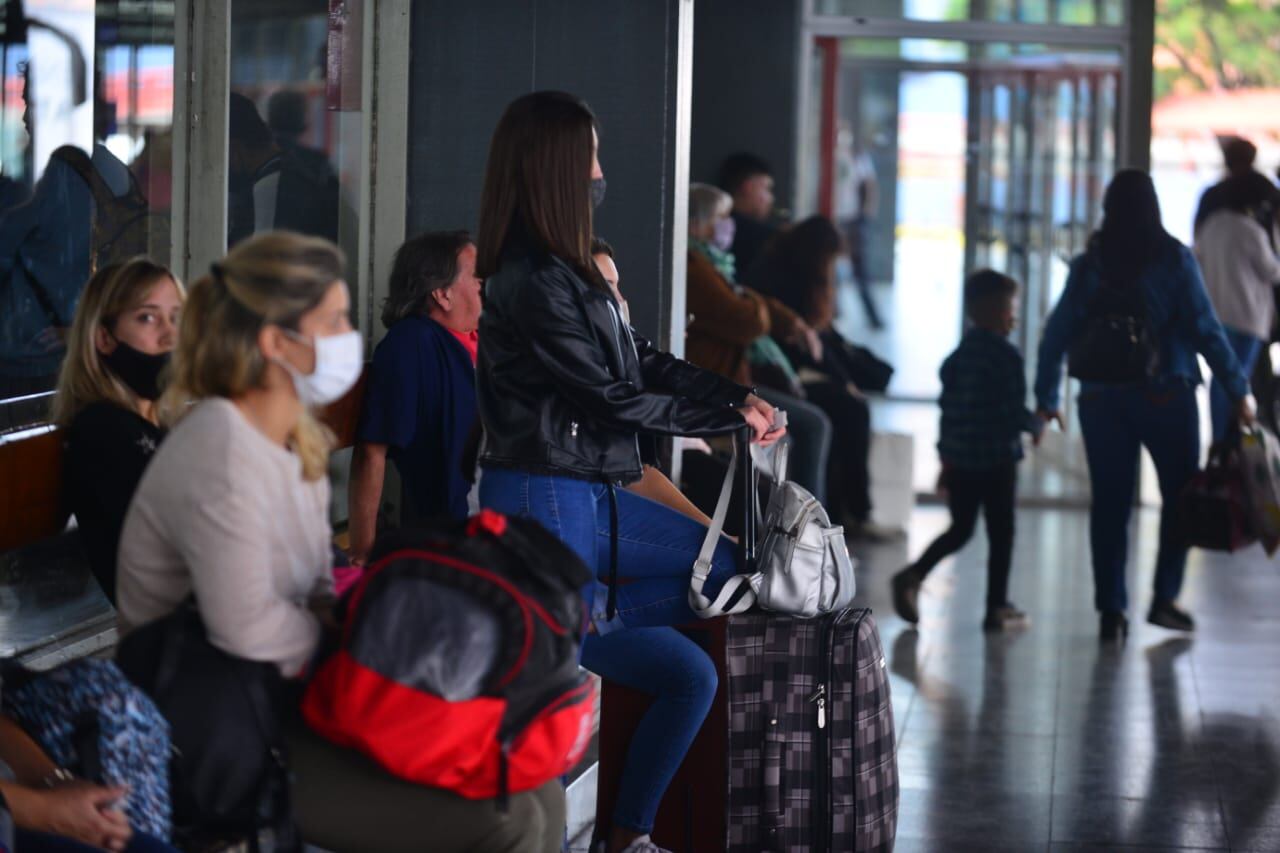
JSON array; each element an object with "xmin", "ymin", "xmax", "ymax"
[{"xmin": 475, "ymin": 91, "xmax": 783, "ymax": 853}]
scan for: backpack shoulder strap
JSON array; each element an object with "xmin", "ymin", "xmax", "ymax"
[{"xmin": 688, "ymin": 436, "xmax": 759, "ymax": 617}]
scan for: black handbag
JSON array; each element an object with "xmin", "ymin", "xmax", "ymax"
[
  {"xmin": 819, "ymin": 331, "xmax": 894, "ymax": 392},
  {"xmin": 116, "ymin": 601, "xmax": 298, "ymax": 851},
  {"xmin": 1067, "ymin": 277, "xmax": 1159, "ymax": 384},
  {"xmin": 1179, "ymin": 438, "xmax": 1256, "ymax": 552}
]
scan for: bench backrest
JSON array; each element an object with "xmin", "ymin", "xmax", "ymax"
[
  {"xmin": 0, "ymin": 429, "xmax": 68, "ymax": 553},
  {"xmin": 0, "ymin": 368, "xmax": 366, "ymax": 554}
]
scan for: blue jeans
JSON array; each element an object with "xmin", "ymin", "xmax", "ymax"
[
  {"xmin": 479, "ymin": 468, "xmax": 737, "ymax": 834},
  {"xmin": 1210, "ymin": 326, "xmax": 1263, "ymax": 443},
  {"xmin": 1079, "ymin": 385, "xmax": 1200, "ymax": 614},
  {"xmin": 15, "ymin": 829, "xmax": 177, "ymax": 852}
]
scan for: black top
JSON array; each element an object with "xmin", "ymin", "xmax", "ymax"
[
  {"xmin": 477, "ymin": 235, "xmax": 749, "ymax": 484},
  {"xmin": 730, "ymin": 212, "xmax": 778, "ymax": 273},
  {"xmin": 1193, "ymin": 171, "xmax": 1280, "ymax": 234},
  {"xmin": 64, "ymin": 402, "xmax": 164, "ymax": 603}
]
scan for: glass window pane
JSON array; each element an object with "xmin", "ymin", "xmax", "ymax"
[
  {"xmin": 813, "ymin": 0, "xmax": 1126, "ymax": 26},
  {"xmin": 0, "ymin": 0, "xmax": 174, "ymax": 421},
  {"xmin": 228, "ymin": 0, "xmax": 363, "ymax": 312}
]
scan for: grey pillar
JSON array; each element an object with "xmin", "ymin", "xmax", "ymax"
[
  {"xmin": 1122, "ymin": 0, "xmax": 1154, "ymax": 171},
  {"xmin": 407, "ymin": 0, "xmax": 694, "ymax": 351},
  {"xmin": 689, "ymin": 0, "xmax": 803, "ymax": 212}
]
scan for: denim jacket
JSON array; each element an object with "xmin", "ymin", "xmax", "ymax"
[{"xmin": 1035, "ymin": 239, "xmax": 1249, "ymax": 412}]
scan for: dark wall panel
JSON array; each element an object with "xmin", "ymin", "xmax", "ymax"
[
  {"xmin": 407, "ymin": 0, "xmax": 683, "ymax": 343},
  {"xmin": 690, "ymin": 0, "xmax": 801, "ymax": 208}
]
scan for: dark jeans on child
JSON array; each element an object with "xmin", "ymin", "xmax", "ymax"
[{"xmin": 911, "ymin": 464, "xmax": 1016, "ymax": 612}]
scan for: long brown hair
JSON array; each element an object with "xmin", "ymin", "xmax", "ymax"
[
  {"xmin": 475, "ymin": 91, "xmax": 603, "ymax": 287},
  {"xmin": 52, "ymin": 259, "xmax": 183, "ymax": 427},
  {"xmin": 161, "ymin": 231, "xmax": 345, "ymax": 481}
]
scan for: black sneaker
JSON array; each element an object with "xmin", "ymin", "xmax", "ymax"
[
  {"xmin": 982, "ymin": 603, "xmax": 1030, "ymax": 632},
  {"xmin": 1099, "ymin": 610, "xmax": 1129, "ymax": 642},
  {"xmin": 891, "ymin": 567, "xmax": 922, "ymax": 624},
  {"xmin": 1148, "ymin": 599, "xmax": 1195, "ymax": 632}
]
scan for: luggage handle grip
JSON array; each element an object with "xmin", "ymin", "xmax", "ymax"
[{"xmin": 763, "ymin": 715, "xmax": 784, "ymax": 840}]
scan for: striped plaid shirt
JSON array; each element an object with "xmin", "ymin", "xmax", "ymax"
[{"xmin": 938, "ymin": 328, "xmax": 1038, "ymax": 470}]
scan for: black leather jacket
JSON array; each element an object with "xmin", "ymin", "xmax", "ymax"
[{"xmin": 478, "ymin": 242, "xmax": 750, "ymax": 484}]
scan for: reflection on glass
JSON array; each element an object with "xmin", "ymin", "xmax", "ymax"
[
  {"xmin": 228, "ymin": 0, "xmax": 362, "ymax": 303},
  {"xmin": 0, "ymin": 0, "xmax": 174, "ymax": 413},
  {"xmin": 810, "ymin": 34, "xmax": 1121, "ymax": 400},
  {"xmin": 814, "ymin": 0, "xmax": 1125, "ymax": 26}
]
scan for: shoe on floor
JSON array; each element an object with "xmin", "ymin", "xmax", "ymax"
[
  {"xmin": 849, "ymin": 519, "xmax": 906, "ymax": 543},
  {"xmin": 891, "ymin": 566, "xmax": 922, "ymax": 624},
  {"xmin": 982, "ymin": 603, "xmax": 1030, "ymax": 632},
  {"xmin": 1148, "ymin": 599, "xmax": 1195, "ymax": 632},
  {"xmin": 619, "ymin": 836, "xmax": 673, "ymax": 853},
  {"xmin": 1099, "ymin": 610, "xmax": 1129, "ymax": 642}
]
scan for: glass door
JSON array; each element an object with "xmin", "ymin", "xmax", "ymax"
[{"xmin": 802, "ymin": 28, "xmax": 1123, "ymax": 496}]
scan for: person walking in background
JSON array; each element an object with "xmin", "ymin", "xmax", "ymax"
[
  {"xmin": 891, "ymin": 270, "xmax": 1040, "ymax": 632},
  {"xmin": 1195, "ymin": 183, "xmax": 1280, "ymax": 443},
  {"xmin": 1036, "ymin": 170, "xmax": 1255, "ymax": 642},
  {"xmin": 1193, "ymin": 136, "xmax": 1279, "ymax": 235},
  {"xmin": 834, "ymin": 121, "xmax": 884, "ymax": 330}
]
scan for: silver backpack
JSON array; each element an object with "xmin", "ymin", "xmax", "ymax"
[{"xmin": 688, "ymin": 436, "xmax": 857, "ymax": 618}]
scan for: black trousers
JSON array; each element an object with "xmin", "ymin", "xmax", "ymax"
[
  {"xmin": 803, "ymin": 380, "xmax": 872, "ymax": 525},
  {"xmin": 913, "ymin": 464, "xmax": 1017, "ymax": 612}
]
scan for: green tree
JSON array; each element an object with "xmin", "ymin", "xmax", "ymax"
[{"xmin": 1156, "ymin": 0, "xmax": 1280, "ymax": 100}]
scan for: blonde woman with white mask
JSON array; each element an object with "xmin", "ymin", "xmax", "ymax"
[{"xmin": 117, "ymin": 231, "xmax": 361, "ymax": 677}]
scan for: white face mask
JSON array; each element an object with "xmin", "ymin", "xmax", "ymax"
[{"xmin": 278, "ymin": 329, "xmax": 363, "ymax": 406}]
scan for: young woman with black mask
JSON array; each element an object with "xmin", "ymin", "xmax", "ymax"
[
  {"xmin": 475, "ymin": 91, "xmax": 784, "ymax": 853},
  {"xmin": 1037, "ymin": 169, "xmax": 1255, "ymax": 641},
  {"xmin": 52, "ymin": 259, "xmax": 183, "ymax": 603}
]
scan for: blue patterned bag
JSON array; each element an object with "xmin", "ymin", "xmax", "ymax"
[{"xmin": 1, "ymin": 659, "xmax": 172, "ymax": 840}]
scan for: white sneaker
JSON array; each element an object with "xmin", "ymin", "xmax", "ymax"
[{"xmin": 597, "ymin": 836, "xmax": 672, "ymax": 853}]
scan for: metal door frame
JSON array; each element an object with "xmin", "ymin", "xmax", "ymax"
[{"xmin": 174, "ymin": 0, "xmax": 410, "ymax": 350}]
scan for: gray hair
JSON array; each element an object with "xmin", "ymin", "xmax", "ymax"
[{"xmin": 689, "ymin": 183, "xmax": 732, "ymax": 227}]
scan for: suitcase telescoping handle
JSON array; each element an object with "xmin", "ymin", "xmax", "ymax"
[{"xmin": 737, "ymin": 423, "xmax": 757, "ymax": 573}]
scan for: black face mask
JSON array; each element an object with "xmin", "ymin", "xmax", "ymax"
[
  {"xmin": 591, "ymin": 177, "xmax": 607, "ymax": 210},
  {"xmin": 103, "ymin": 341, "xmax": 171, "ymax": 401}
]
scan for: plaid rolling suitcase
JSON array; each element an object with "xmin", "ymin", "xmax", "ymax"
[
  {"xmin": 726, "ymin": 609, "xmax": 898, "ymax": 852},
  {"xmin": 597, "ymin": 430, "xmax": 897, "ymax": 851}
]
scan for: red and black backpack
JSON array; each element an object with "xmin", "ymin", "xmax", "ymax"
[{"xmin": 302, "ymin": 510, "xmax": 595, "ymax": 801}]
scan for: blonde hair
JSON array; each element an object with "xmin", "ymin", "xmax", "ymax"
[
  {"xmin": 689, "ymin": 183, "xmax": 733, "ymax": 227},
  {"xmin": 52, "ymin": 258, "xmax": 183, "ymax": 428},
  {"xmin": 161, "ymin": 231, "xmax": 346, "ymax": 482}
]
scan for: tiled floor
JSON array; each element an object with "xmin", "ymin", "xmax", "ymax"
[{"xmin": 855, "ymin": 503, "xmax": 1280, "ymax": 852}]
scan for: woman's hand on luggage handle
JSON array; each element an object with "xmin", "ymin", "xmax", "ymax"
[
  {"xmin": 1036, "ymin": 408, "xmax": 1064, "ymax": 432},
  {"xmin": 1237, "ymin": 394, "xmax": 1258, "ymax": 428},
  {"xmin": 739, "ymin": 393, "xmax": 786, "ymax": 447}
]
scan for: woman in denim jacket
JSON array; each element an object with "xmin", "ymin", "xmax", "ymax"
[{"xmin": 1036, "ymin": 169, "xmax": 1255, "ymax": 641}]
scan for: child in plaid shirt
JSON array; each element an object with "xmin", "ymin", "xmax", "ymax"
[{"xmin": 892, "ymin": 270, "xmax": 1044, "ymax": 631}]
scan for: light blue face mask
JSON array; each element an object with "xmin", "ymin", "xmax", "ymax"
[
  {"xmin": 591, "ymin": 177, "xmax": 607, "ymax": 209},
  {"xmin": 712, "ymin": 216, "xmax": 736, "ymax": 251}
]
